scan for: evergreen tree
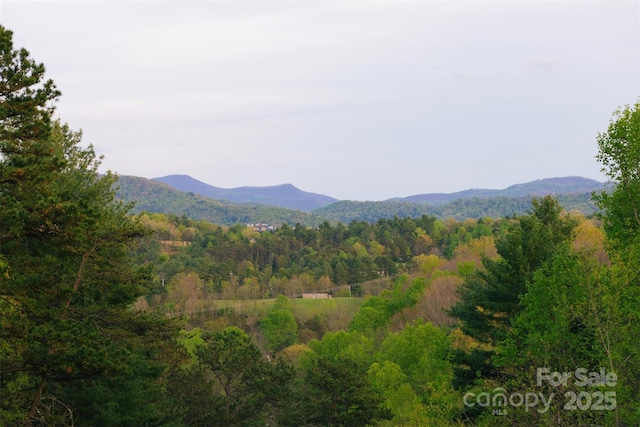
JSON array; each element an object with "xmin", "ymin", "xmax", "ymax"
[
  {"xmin": 0, "ymin": 26, "xmax": 175, "ymax": 425},
  {"xmin": 449, "ymin": 196, "xmax": 576, "ymax": 389},
  {"xmin": 192, "ymin": 327, "xmax": 294, "ymax": 426},
  {"xmin": 466, "ymin": 101, "xmax": 640, "ymax": 425}
]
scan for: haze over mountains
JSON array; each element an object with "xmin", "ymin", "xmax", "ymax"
[{"xmin": 153, "ymin": 174, "xmax": 605, "ymax": 211}]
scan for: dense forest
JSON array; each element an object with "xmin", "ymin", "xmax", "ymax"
[{"xmin": 1, "ymin": 25, "xmax": 639, "ymax": 426}]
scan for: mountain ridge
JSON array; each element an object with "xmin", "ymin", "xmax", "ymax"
[
  {"xmin": 391, "ymin": 176, "xmax": 605, "ymax": 205},
  {"xmin": 153, "ymin": 174, "xmax": 338, "ymax": 212},
  {"xmin": 116, "ymin": 175, "xmax": 323, "ymax": 226},
  {"xmin": 154, "ymin": 174, "xmax": 605, "ymax": 209},
  {"xmin": 116, "ymin": 175, "xmax": 604, "ymax": 226}
]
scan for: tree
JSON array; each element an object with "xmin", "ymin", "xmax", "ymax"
[
  {"xmin": 194, "ymin": 327, "xmax": 294, "ymax": 426},
  {"xmin": 0, "ymin": 26, "xmax": 174, "ymax": 425},
  {"xmin": 589, "ymin": 99, "xmax": 640, "ymax": 425},
  {"xmin": 0, "ymin": 25, "xmax": 59, "ymax": 149},
  {"xmin": 594, "ymin": 98, "xmax": 640, "ymax": 248},
  {"xmin": 166, "ymin": 271, "xmax": 205, "ymax": 319},
  {"xmin": 480, "ymin": 102, "xmax": 640, "ymax": 426},
  {"xmin": 260, "ymin": 309, "xmax": 298, "ymax": 354},
  {"xmin": 495, "ymin": 245, "xmax": 612, "ymax": 426},
  {"xmin": 282, "ymin": 354, "xmax": 390, "ymax": 427},
  {"xmin": 449, "ymin": 196, "xmax": 576, "ymax": 389},
  {"xmin": 375, "ymin": 321, "xmax": 458, "ymax": 425},
  {"xmin": 278, "ymin": 329, "xmax": 387, "ymax": 426},
  {"xmin": 368, "ymin": 361, "xmax": 429, "ymax": 427}
]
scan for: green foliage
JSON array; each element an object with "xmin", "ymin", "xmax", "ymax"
[
  {"xmin": 306, "ymin": 330, "xmax": 376, "ymax": 370},
  {"xmin": 378, "ymin": 321, "xmax": 452, "ymax": 391},
  {"xmin": 313, "ymin": 200, "xmax": 434, "ymax": 223},
  {"xmin": 260, "ymin": 309, "xmax": 298, "ymax": 353},
  {"xmin": 271, "ymin": 294, "xmax": 294, "ymax": 312},
  {"xmin": 5, "ymin": 22, "xmax": 635, "ymax": 426},
  {"xmin": 447, "ymin": 102, "xmax": 640, "ymax": 426},
  {"xmin": 283, "ymin": 354, "xmax": 391, "ymax": 427},
  {"xmin": 449, "ymin": 196, "xmax": 577, "ymax": 389},
  {"xmin": 294, "ymin": 317, "xmax": 457, "ymax": 426},
  {"xmin": 369, "ymin": 361, "xmax": 429, "ymax": 426},
  {"xmin": 0, "ymin": 25, "xmax": 59, "ymax": 145},
  {"xmin": 492, "ymin": 240, "xmax": 640, "ymax": 425},
  {"xmin": 0, "ymin": 26, "xmax": 180, "ymax": 426},
  {"xmin": 178, "ymin": 327, "xmax": 294, "ymax": 426},
  {"xmin": 349, "ymin": 276, "xmax": 426, "ymax": 334},
  {"xmin": 494, "ymin": 246, "xmax": 612, "ymax": 425},
  {"xmin": 177, "ymin": 328, "xmax": 205, "ymax": 358},
  {"xmin": 349, "ymin": 306, "xmax": 390, "ymax": 333},
  {"xmin": 140, "ymin": 213, "xmax": 478, "ymax": 307},
  {"xmin": 594, "ymin": 98, "xmax": 640, "ymax": 248},
  {"xmin": 369, "ymin": 322, "xmax": 460, "ymax": 426}
]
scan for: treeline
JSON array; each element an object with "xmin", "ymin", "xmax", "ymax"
[{"xmin": 133, "ymin": 211, "xmax": 503, "ymax": 302}]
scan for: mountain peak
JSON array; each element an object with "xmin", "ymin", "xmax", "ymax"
[{"xmin": 152, "ymin": 175, "xmax": 337, "ymax": 211}]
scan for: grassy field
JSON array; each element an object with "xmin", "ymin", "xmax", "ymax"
[{"xmin": 215, "ymin": 297, "xmax": 366, "ymax": 321}]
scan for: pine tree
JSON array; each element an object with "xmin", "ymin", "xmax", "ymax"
[
  {"xmin": 449, "ymin": 196, "xmax": 576, "ymax": 389},
  {"xmin": 0, "ymin": 25, "xmax": 174, "ymax": 425}
]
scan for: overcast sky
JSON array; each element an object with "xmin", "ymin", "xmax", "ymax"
[{"xmin": 1, "ymin": 1, "xmax": 638, "ymax": 200}]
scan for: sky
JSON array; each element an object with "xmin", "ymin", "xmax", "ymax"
[{"xmin": 1, "ymin": 0, "xmax": 639, "ymax": 201}]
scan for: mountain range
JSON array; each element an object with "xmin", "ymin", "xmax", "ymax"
[
  {"xmin": 392, "ymin": 176, "xmax": 606, "ymax": 205},
  {"xmin": 114, "ymin": 175, "xmax": 605, "ymax": 226},
  {"xmin": 153, "ymin": 174, "xmax": 604, "ymax": 211}
]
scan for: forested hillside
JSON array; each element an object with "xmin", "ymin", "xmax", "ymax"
[
  {"xmin": 1, "ymin": 25, "xmax": 638, "ymax": 427},
  {"xmin": 314, "ymin": 193, "xmax": 599, "ymax": 222},
  {"xmin": 117, "ymin": 174, "xmax": 600, "ymax": 226},
  {"xmin": 133, "ymin": 212, "xmax": 496, "ymax": 302},
  {"xmin": 396, "ymin": 176, "xmax": 605, "ymax": 204},
  {"xmin": 116, "ymin": 175, "xmax": 325, "ymax": 226}
]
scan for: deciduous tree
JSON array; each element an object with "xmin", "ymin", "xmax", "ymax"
[{"xmin": 594, "ymin": 98, "xmax": 640, "ymax": 248}]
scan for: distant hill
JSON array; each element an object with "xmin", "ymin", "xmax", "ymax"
[
  {"xmin": 115, "ymin": 176, "xmax": 324, "ymax": 226},
  {"xmin": 394, "ymin": 176, "xmax": 605, "ymax": 205},
  {"xmin": 153, "ymin": 174, "xmax": 337, "ymax": 212},
  {"xmin": 314, "ymin": 192, "xmax": 600, "ymax": 223},
  {"xmin": 115, "ymin": 174, "xmax": 605, "ymax": 226},
  {"xmin": 313, "ymin": 176, "xmax": 604, "ymax": 223}
]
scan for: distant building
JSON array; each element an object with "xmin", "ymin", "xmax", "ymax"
[
  {"xmin": 246, "ymin": 223, "xmax": 276, "ymax": 232},
  {"xmin": 301, "ymin": 293, "xmax": 332, "ymax": 299}
]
